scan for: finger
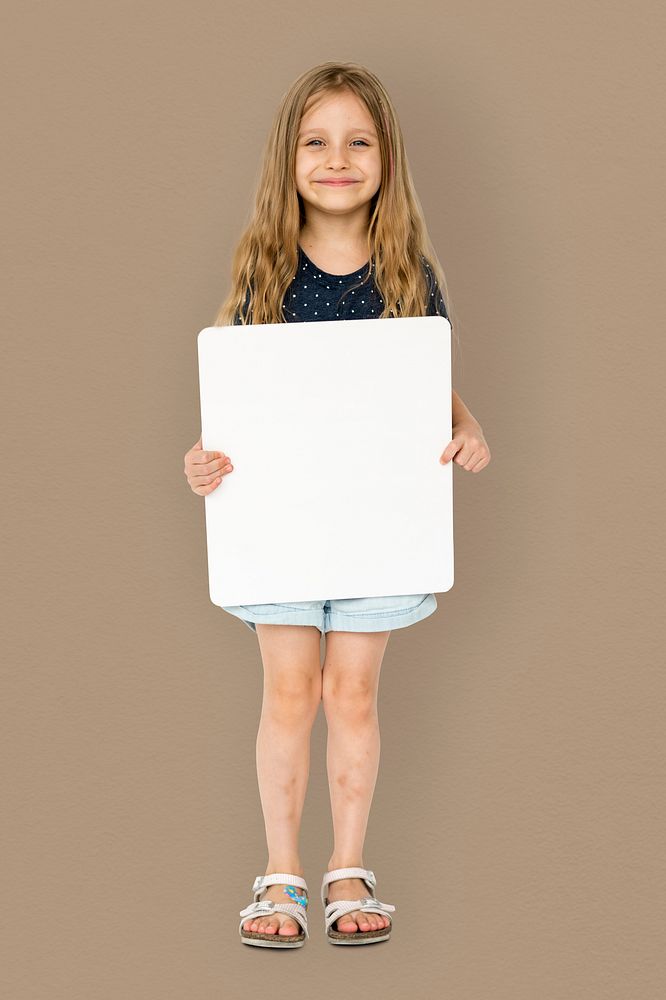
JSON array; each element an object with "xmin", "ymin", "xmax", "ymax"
[
  {"xmin": 186, "ymin": 454, "xmax": 229, "ymax": 478},
  {"xmin": 469, "ymin": 453, "xmax": 489, "ymax": 472},
  {"xmin": 192, "ymin": 449, "xmax": 226, "ymax": 467},
  {"xmin": 456, "ymin": 446, "xmax": 479, "ymax": 472},
  {"xmin": 190, "ymin": 465, "xmax": 231, "ymax": 488},
  {"xmin": 465, "ymin": 450, "xmax": 487, "ymax": 471},
  {"xmin": 201, "ymin": 456, "xmax": 232, "ymax": 476},
  {"xmin": 455, "ymin": 446, "xmax": 475, "ymax": 468},
  {"xmin": 192, "ymin": 478, "xmax": 222, "ymax": 496},
  {"xmin": 440, "ymin": 438, "xmax": 463, "ymax": 464}
]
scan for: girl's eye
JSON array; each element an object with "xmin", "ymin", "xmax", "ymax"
[{"xmin": 305, "ymin": 139, "xmax": 369, "ymax": 147}]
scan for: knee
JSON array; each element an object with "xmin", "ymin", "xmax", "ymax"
[
  {"xmin": 265, "ymin": 671, "xmax": 321, "ymax": 723},
  {"xmin": 322, "ymin": 675, "xmax": 376, "ymax": 723}
]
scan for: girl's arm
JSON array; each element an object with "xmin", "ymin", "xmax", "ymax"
[
  {"xmin": 442, "ymin": 390, "xmax": 491, "ymax": 472},
  {"xmin": 422, "ymin": 265, "xmax": 482, "ymax": 432},
  {"xmin": 452, "ymin": 388, "xmax": 481, "ymax": 431}
]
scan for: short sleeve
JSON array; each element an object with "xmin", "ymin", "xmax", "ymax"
[{"xmin": 422, "ymin": 257, "xmax": 449, "ymax": 320}]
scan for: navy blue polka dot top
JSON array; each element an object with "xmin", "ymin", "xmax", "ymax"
[{"xmin": 233, "ymin": 245, "xmax": 448, "ymax": 324}]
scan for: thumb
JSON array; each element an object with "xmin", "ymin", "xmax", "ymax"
[{"xmin": 439, "ymin": 438, "xmax": 459, "ymax": 464}]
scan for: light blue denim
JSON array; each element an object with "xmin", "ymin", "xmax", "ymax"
[{"xmin": 221, "ymin": 593, "xmax": 437, "ymax": 635}]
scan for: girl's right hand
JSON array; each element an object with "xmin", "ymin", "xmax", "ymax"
[{"xmin": 184, "ymin": 435, "xmax": 233, "ymax": 496}]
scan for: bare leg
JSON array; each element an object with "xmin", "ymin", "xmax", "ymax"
[
  {"xmin": 321, "ymin": 629, "xmax": 392, "ymax": 933},
  {"xmin": 242, "ymin": 623, "xmax": 322, "ymax": 937}
]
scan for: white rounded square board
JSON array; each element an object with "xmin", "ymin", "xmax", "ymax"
[{"xmin": 197, "ymin": 315, "xmax": 453, "ymax": 607}]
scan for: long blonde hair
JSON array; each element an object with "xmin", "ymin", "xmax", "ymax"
[{"xmin": 214, "ymin": 61, "xmax": 457, "ymax": 350}]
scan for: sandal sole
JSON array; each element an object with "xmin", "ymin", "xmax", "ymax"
[
  {"xmin": 327, "ymin": 926, "xmax": 392, "ymax": 945},
  {"xmin": 241, "ymin": 930, "xmax": 306, "ymax": 948}
]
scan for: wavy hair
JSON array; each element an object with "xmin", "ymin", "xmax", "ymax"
[{"xmin": 214, "ymin": 61, "xmax": 456, "ymax": 350}]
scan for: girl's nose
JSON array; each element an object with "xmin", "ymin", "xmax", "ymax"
[{"xmin": 325, "ymin": 147, "xmax": 350, "ymax": 169}]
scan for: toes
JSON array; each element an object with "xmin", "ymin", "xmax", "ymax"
[
  {"xmin": 245, "ymin": 917, "xmax": 275, "ymax": 934},
  {"xmin": 337, "ymin": 910, "xmax": 389, "ymax": 933},
  {"xmin": 354, "ymin": 910, "xmax": 374, "ymax": 931},
  {"xmin": 338, "ymin": 911, "xmax": 373, "ymax": 932},
  {"xmin": 245, "ymin": 915, "xmax": 298, "ymax": 936}
]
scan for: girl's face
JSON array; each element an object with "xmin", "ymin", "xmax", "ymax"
[{"xmin": 294, "ymin": 89, "xmax": 382, "ymax": 223}]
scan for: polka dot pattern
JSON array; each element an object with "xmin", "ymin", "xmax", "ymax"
[{"xmin": 233, "ymin": 246, "xmax": 448, "ymax": 324}]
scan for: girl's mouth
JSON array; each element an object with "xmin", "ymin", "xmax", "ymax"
[{"xmin": 316, "ymin": 180, "xmax": 358, "ymax": 186}]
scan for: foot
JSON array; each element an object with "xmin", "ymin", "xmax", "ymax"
[
  {"xmin": 325, "ymin": 875, "xmax": 391, "ymax": 934},
  {"xmin": 242, "ymin": 881, "xmax": 307, "ymax": 937}
]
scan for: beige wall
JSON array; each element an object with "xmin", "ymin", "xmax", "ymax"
[{"xmin": 3, "ymin": 1, "xmax": 664, "ymax": 996}]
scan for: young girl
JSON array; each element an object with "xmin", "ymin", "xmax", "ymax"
[{"xmin": 184, "ymin": 62, "xmax": 491, "ymax": 948}]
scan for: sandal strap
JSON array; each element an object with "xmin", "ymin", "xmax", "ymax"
[
  {"xmin": 324, "ymin": 896, "xmax": 395, "ymax": 933},
  {"xmin": 238, "ymin": 899, "xmax": 309, "ymax": 938},
  {"xmin": 252, "ymin": 872, "xmax": 308, "ymax": 900},
  {"xmin": 320, "ymin": 866, "xmax": 376, "ymax": 907}
]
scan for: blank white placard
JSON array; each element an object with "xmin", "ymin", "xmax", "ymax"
[{"xmin": 197, "ymin": 315, "xmax": 453, "ymax": 607}]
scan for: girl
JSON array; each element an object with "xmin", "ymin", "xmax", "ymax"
[{"xmin": 184, "ymin": 62, "xmax": 491, "ymax": 948}]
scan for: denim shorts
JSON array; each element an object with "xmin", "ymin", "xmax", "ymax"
[{"xmin": 221, "ymin": 593, "xmax": 437, "ymax": 635}]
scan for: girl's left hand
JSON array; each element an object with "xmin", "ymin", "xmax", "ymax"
[{"xmin": 439, "ymin": 420, "xmax": 491, "ymax": 473}]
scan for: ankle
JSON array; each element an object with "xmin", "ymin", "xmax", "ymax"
[
  {"xmin": 327, "ymin": 857, "xmax": 365, "ymax": 871},
  {"xmin": 265, "ymin": 861, "xmax": 305, "ymax": 878}
]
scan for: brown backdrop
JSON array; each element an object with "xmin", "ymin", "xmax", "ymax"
[{"xmin": 4, "ymin": 1, "xmax": 664, "ymax": 997}]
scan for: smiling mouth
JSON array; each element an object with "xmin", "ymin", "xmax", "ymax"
[{"xmin": 316, "ymin": 179, "xmax": 358, "ymax": 186}]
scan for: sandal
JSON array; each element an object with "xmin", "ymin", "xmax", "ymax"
[
  {"xmin": 238, "ymin": 872, "xmax": 309, "ymax": 948},
  {"xmin": 321, "ymin": 866, "xmax": 395, "ymax": 945}
]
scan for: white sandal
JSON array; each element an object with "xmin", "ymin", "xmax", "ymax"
[
  {"xmin": 321, "ymin": 866, "xmax": 396, "ymax": 945},
  {"xmin": 238, "ymin": 872, "xmax": 309, "ymax": 948}
]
